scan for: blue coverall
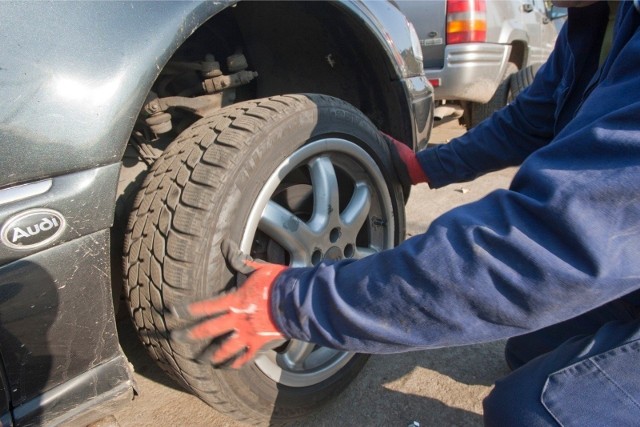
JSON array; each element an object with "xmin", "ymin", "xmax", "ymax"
[{"xmin": 272, "ymin": 2, "xmax": 640, "ymax": 424}]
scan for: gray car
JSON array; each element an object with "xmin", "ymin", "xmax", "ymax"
[{"xmin": 0, "ymin": 1, "xmax": 433, "ymax": 425}]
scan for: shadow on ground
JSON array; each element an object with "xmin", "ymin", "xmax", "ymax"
[
  {"xmin": 301, "ymin": 342, "xmax": 509, "ymax": 427},
  {"xmin": 119, "ymin": 306, "xmax": 509, "ymax": 426}
]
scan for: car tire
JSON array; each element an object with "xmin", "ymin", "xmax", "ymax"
[
  {"xmin": 123, "ymin": 94, "xmax": 405, "ymax": 424},
  {"xmin": 509, "ymin": 63, "xmax": 542, "ymax": 101},
  {"xmin": 466, "ymin": 62, "xmax": 518, "ymax": 129}
]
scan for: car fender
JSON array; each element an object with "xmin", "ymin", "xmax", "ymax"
[
  {"xmin": 338, "ymin": 1, "xmax": 424, "ymax": 79},
  {"xmin": 0, "ymin": 1, "xmax": 234, "ymax": 189},
  {"xmin": 499, "ymin": 20, "xmax": 530, "ymax": 46}
]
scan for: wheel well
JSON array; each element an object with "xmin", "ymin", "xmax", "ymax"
[
  {"xmin": 171, "ymin": 1, "xmax": 410, "ymax": 141},
  {"xmin": 508, "ymin": 40, "xmax": 527, "ymax": 70}
]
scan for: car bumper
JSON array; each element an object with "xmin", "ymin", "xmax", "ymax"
[{"xmin": 425, "ymin": 43, "xmax": 512, "ymax": 104}]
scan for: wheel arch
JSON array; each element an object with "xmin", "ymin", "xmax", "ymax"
[
  {"xmin": 227, "ymin": 1, "xmax": 415, "ymax": 143},
  {"xmin": 508, "ymin": 40, "xmax": 529, "ymax": 70},
  {"xmin": 95, "ymin": 1, "xmax": 425, "ymax": 193},
  {"xmin": 132, "ymin": 1, "xmax": 419, "ymax": 150},
  {"xmin": 498, "ymin": 21, "xmax": 530, "ymax": 69},
  {"xmin": 113, "ymin": 0, "xmax": 419, "ymax": 197}
]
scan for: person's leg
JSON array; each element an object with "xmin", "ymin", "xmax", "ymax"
[
  {"xmin": 504, "ymin": 295, "xmax": 640, "ymax": 370},
  {"xmin": 484, "ymin": 319, "xmax": 640, "ymax": 426}
]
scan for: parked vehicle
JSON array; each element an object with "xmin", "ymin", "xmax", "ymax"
[
  {"xmin": 398, "ymin": 0, "xmax": 567, "ymax": 128},
  {"xmin": 0, "ymin": 1, "xmax": 433, "ymax": 425}
]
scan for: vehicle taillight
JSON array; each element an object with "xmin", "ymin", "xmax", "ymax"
[{"xmin": 446, "ymin": 0, "xmax": 487, "ymax": 44}]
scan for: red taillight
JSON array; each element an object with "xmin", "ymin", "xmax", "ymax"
[{"xmin": 446, "ymin": 0, "xmax": 487, "ymax": 44}]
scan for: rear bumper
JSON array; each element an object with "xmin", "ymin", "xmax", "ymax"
[{"xmin": 425, "ymin": 43, "xmax": 512, "ymax": 104}]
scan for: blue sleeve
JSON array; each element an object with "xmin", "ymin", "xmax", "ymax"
[
  {"xmin": 270, "ymin": 8, "xmax": 640, "ymax": 354},
  {"xmin": 418, "ymin": 23, "xmax": 571, "ymax": 188}
]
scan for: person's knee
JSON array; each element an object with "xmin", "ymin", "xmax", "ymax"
[
  {"xmin": 503, "ymin": 337, "xmax": 524, "ymax": 370},
  {"xmin": 483, "ymin": 371, "xmax": 556, "ymax": 427},
  {"xmin": 483, "ymin": 379, "xmax": 523, "ymax": 427}
]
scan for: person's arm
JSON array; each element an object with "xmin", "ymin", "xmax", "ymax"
[
  {"xmin": 419, "ymin": 25, "xmax": 572, "ymax": 189},
  {"xmin": 383, "ymin": 25, "xmax": 570, "ymax": 189},
  {"xmin": 272, "ymin": 26, "xmax": 640, "ymax": 352}
]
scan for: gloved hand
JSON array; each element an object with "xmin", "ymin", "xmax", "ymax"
[
  {"xmin": 381, "ymin": 132, "xmax": 429, "ymax": 186},
  {"xmin": 176, "ymin": 239, "xmax": 288, "ymax": 369}
]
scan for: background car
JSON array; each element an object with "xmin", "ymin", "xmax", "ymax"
[
  {"xmin": 398, "ymin": 0, "xmax": 567, "ymax": 127},
  {"xmin": 0, "ymin": 1, "xmax": 433, "ymax": 425}
]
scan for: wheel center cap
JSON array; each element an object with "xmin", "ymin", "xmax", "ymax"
[{"xmin": 324, "ymin": 246, "xmax": 343, "ymax": 261}]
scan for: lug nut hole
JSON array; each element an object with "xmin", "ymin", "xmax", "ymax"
[
  {"xmin": 330, "ymin": 227, "xmax": 341, "ymax": 243},
  {"xmin": 311, "ymin": 249, "xmax": 323, "ymax": 265},
  {"xmin": 344, "ymin": 244, "xmax": 355, "ymax": 258}
]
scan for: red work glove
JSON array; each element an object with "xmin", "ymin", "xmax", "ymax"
[
  {"xmin": 381, "ymin": 132, "xmax": 429, "ymax": 186},
  {"xmin": 177, "ymin": 240, "xmax": 288, "ymax": 369}
]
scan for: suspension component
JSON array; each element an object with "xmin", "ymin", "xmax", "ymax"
[
  {"xmin": 145, "ymin": 112, "xmax": 172, "ymax": 135},
  {"xmin": 142, "ymin": 52, "xmax": 258, "ymax": 135},
  {"xmin": 202, "ymin": 70, "xmax": 259, "ymax": 94}
]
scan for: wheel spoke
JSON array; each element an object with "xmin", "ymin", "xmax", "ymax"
[
  {"xmin": 307, "ymin": 156, "xmax": 340, "ymax": 232},
  {"xmin": 248, "ymin": 137, "xmax": 396, "ymax": 386},
  {"xmin": 259, "ymin": 201, "xmax": 316, "ymax": 260},
  {"xmin": 279, "ymin": 340, "xmax": 316, "ymax": 371},
  {"xmin": 340, "ymin": 182, "xmax": 371, "ymax": 239},
  {"xmin": 354, "ymin": 246, "xmax": 378, "ymax": 260}
]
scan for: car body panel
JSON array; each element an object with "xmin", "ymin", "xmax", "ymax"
[
  {"xmin": 0, "ymin": 230, "xmax": 135, "ymax": 425},
  {"xmin": 0, "ymin": 164, "xmax": 120, "ymax": 265},
  {"xmin": 0, "ymin": 364, "xmax": 11, "ymax": 426},
  {"xmin": 344, "ymin": 0, "xmax": 425, "ymax": 78},
  {"xmin": 401, "ymin": 76, "xmax": 433, "ymax": 150},
  {"xmin": 11, "ymin": 356, "xmax": 134, "ymax": 427}
]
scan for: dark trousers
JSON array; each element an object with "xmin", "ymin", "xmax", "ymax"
[{"xmin": 483, "ymin": 292, "xmax": 640, "ymax": 426}]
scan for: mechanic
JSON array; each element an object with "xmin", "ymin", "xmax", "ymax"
[{"xmin": 181, "ymin": 1, "xmax": 640, "ymax": 425}]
